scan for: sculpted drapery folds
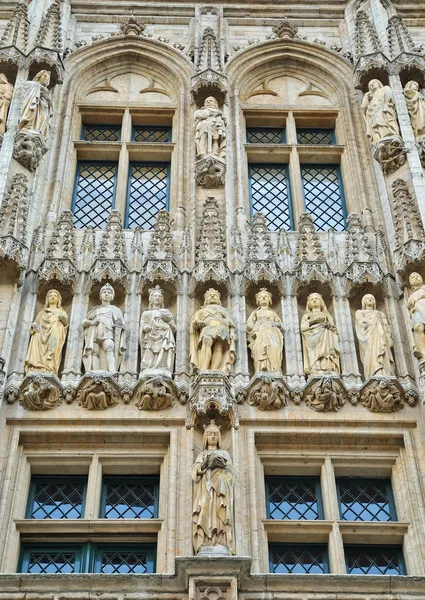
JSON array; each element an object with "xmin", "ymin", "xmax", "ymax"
[
  {"xmin": 139, "ymin": 285, "xmax": 176, "ymax": 375},
  {"xmin": 247, "ymin": 288, "xmax": 284, "ymax": 374},
  {"xmin": 408, "ymin": 272, "xmax": 425, "ymax": 363},
  {"xmin": 301, "ymin": 293, "xmax": 340, "ymax": 376},
  {"xmin": 18, "ymin": 70, "xmax": 53, "ymax": 138},
  {"xmin": 355, "ymin": 294, "xmax": 395, "ymax": 380},
  {"xmin": 362, "ymin": 79, "xmax": 400, "ymax": 145},
  {"xmin": 190, "ymin": 289, "xmax": 236, "ymax": 374},
  {"xmin": 0, "ymin": 74, "xmax": 13, "ymax": 136},
  {"xmin": 25, "ymin": 290, "xmax": 69, "ymax": 375},
  {"xmin": 191, "ymin": 420, "xmax": 235, "ymax": 555},
  {"xmin": 194, "ymin": 96, "xmax": 226, "ymax": 159},
  {"xmin": 82, "ymin": 283, "xmax": 126, "ymax": 374},
  {"xmin": 404, "ymin": 81, "xmax": 425, "ymax": 139}
]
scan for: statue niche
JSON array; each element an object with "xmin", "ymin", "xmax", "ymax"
[
  {"xmin": 194, "ymin": 96, "xmax": 226, "ymax": 188},
  {"xmin": 247, "ymin": 288, "xmax": 284, "ymax": 374},
  {"xmin": 301, "ymin": 293, "xmax": 340, "ymax": 377}
]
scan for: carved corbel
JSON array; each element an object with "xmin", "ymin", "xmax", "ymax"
[{"xmin": 304, "ymin": 375, "xmax": 346, "ymax": 412}]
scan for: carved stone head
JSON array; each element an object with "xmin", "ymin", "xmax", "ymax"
[
  {"xmin": 409, "ymin": 272, "xmax": 424, "ymax": 289},
  {"xmin": 34, "ymin": 70, "xmax": 51, "ymax": 87},
  {"xmin": 256, "ymin": 288, "xmax": 272, "ymax": 307},
  {"xmin": 204, "ymin": 96, "xmax": 219, "ymax": 110},
  {"xmin": 100, "ymin": 283, "xmax": 115, "ymax": 303},
  {"xmin": 148, "ymin": 285, "xmax": 164, "ymax": 309},
  {"xmin": 44, "ymin": 289, "xmax": 62, "ymax": 308},
  {"xmin": 204, "ymin": 288, "xmax": 221, "ymax": 306},
  {"xmin": 368, "ymin": 78, "xmax": 383, "ymax": 93},
  {"xmin": 306, "ymin": 292, "xmax": 326, "ymax": 312},
  {"xmin": 202, "ymin": 419, "xmax": 221, "ymax": 449},
  {"xmin": 361, "ymin": 293, "xmax": 376, "ymax": 310}
]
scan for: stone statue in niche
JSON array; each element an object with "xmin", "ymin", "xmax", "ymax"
[
  {"xmin": 139, "ymin": 285, "xmax": 176, "ymax": 376},
  {"xmin": 247, "ymin": 288, "xmax": 284, "ymax": 373},
  {"xmin": 190, "ymin": 288, "xmax": 236, "ymax": 374},
  {"xmin": 404, "ymin": 81, "xmax": 425, "ymax": 139},
  {"xmin": 82, "ymin": 283, "xmax": 126, "ymax": 373},
  {"xmin": 407, "ymin": 272, "xmax": 425, "ymax": 364},
  {"xmin": 25, "ymin": 290, "xmax": 69, "ymax": 375},
  {"xmin": 18, "ymin": 70, "xmax": 53, "ymax": 138},
  {"xmin": 362, "ymin": 79, "xmax": 400, "ymax": 145},
  {"xmin": 0, "ymin": 74, "xmax": 13, "ymax": 136},
  {"xmin": 301, "ymin": 293, "xmax": 340, "ymax": 376},
  {"xmin": 192, "ymin": 420, "xmax": 235, "ymax": 556},
  {"xmin": 355, "ymin": 294, "xmax": 395, "ymax": 379},
  {"xmin": 194, "ymin": 96, "xmax": 226, "ymax": 159}
]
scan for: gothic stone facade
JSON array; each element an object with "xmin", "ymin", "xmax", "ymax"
[{"xmin": 1, "ymin": 0, "xmax": 425, "ymax": 599}]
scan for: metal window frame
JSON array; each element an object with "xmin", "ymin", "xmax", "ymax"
[
  {"xmin": 80, "ymin": 124, "xmax": 122, "ymax": 142},
  {"xmin": 297, "ymin": 128, "xmax": 336, "ymax": 145},
  {"xmin": 100, "ymin": 475, "xmax": 160, "ymax": 519},
  {"xmin": 344, "ymin": 544, "xmax": 406, "ymax": 575},
  {"xmin": 71, "ymin": 160, "xmax": 118, "ymax": 227},
  {"xmin": 265, "ymin": 476, "xmax": 324, "ymax": 520},
  {"xmin": 336, "ymin": 477, "xmax": 397, "ymax": 522},
  {"xmin": 25, "ymin": 476, "xmax": 88, "ymax": 520},
  {"xmin": 269, "ymin": 543, "xmax": 330, "ymax": 574},
  {"xmin": 248, "ymin": 163, "xmax": 294, "ymax": 231},
  {"xmin": 300, "ymin": 163, "xmax": 347, "ymax": 231},
  {"xmin": 132, "ymin": 125, "xmax": 172, "ymax": 143},
  {"xmin": 19, "ymin": 543, "xmax": 84, "ymax": 574},
  {"xmin": 125, "ymin": 161, "xmax": 171, "ymax": 230},
  {"xmin": 91, "ymin": 543, "xmax": 156, "ymax": 574},
  {"xmin": 246, "ymin": 127, "xmax": 286, "ymax": 144}
]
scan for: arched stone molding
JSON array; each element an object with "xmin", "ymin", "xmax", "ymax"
[
  {"xmin": 44, "ymin": 36, "xmax": 194, "ymax": 225},
  {"xmin": 225, "ymin": 39, "xmax": 380, "ymax": 235}
]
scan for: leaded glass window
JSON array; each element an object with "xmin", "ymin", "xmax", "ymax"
[
  {"xmin": 297, "ymin": 129, "xmax": 335, "ymax": 145},
  {"xmin": 126, "ymin": 163, "xmax": 169, "ymax": 229},
  {"xmin": 345, "ymin": 545, "xmax": 406, "ymax": 575},
  {"xmin": 301, "ymin": 165, "xmax": 346, "ymax": 231},
  {"xmin": 266, "ymin": 477, "xmax": 323, "ymax": 520},
  {"xmin": 132, "ymin": 126, "xmax": 172, "ymax": 143},
  {"xmin": 72, "ymin": 162, "xmax": 117, "ymax": 228},
  {"xmin": 81, "ymin": 125, "xmax": 121, "ymax": 142},
  {"xmin": 94, "ymin": 546, "xmax": 155, "ymax": 573},
  {"xmin": 26, "ymin": 477, "xmax": 87, "ymax": 520},
  {"xmin": 20, "ymin": 546, "xmax": 81, "ymax": 573},
  {"xmin": 337, "ymin": 478, "xmax": 397, "ymax": 522},
  {"xmin": 247, "ymin": 128, "xmax": 285, "ymax": 144},
  {"xmin": 100, "ymin": 476, "xmax": 159, "ymax": 519},
  {"xmin": 249, "ymin": 165, "xmax": 292, "ymax": 231},
  {"xmin": 269, "ymin": 544, "xmax": 329, "ymax": 574}
]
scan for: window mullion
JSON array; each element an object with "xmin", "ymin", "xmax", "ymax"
[
  {"xmin": 84, "ymin": 455, "xmax": 102, "ymax": 519},
  {"xmin": 321, "ymin": 457, "xmax": 346, "ymax": 574},
  {"xmin": 114, "ymin": 144, "xmax": 129, "ymax": 221}
]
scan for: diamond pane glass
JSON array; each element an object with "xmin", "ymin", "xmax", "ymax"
[
  {"xmin": 338, "ymin": 479, "xmax": 395, "ymax": 522},
  {"xmin": 247, "ymin": 128, "xmax": 285, "ymax": 144},
  {"xmin": 133, "ymin": 127, "xmax": 171, "ymax": 143},
  {"xmin": 270, "ymin": 545, "xmax": 328, "ymax": 574},
  {"xmin": 98, "ymin": 550, "xmax": 149, "ymax": 574},
  {"xmin": 267, "ymin": 477, "xmax": 321, "ymax": 520},
  {"xmin": 250, "ymin": 165, "xmax": 291, "ymax": 231},
  {"xmin": 103, "ymin": 479, "xmax": 158, "ymax": 519},
  {"xmin": 29, "ymin": 479, "xmax": 85, "ymax": 519},
  {"xmin": 72, "ymin": 162, "xmax": 117, "ymax": 229},
  {"xmin": 25, "ymin": 551, "xmax": 77, "ymax": 573},
  {"xmin": 345, "ymin": 546, "xmax": 405, "ymax": 575},
  {"xmin": 297, "ymin": 129, "xmax": 334, "ymax": 145},
  {"xmin": 81, "ymin": 125, "xmax": 121, "ymax": 142},
  {"xmin": 127, "ymin": 164, "xmax": 169, "ymax": 229},
  {"xmin": 301, "ymin": 165, "xmax": 345, "ymax": 231}
]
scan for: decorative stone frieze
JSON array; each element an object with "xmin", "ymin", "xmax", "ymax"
[
  {"xmin": 76, "ymin": 374, "xmax": 120, "ymax": 411},
  {"xmin": 134, "ymin": 375, "xmax": 177, "ymax": 410},
  {"xmin": 187, "ymin": 372, "xmax": 238, "ymax": 428},
  {"xmin": 19, "ymin": 373, "xmax": 62, "ymax": 411},
  {"xmin": 247, "ymin": 373, "xmax": 289, "ymax": 410},
  {"xmin": 304, "ymin": 375, "xmax": 346, "ymax": 412},
  {"xmin": 360, "ymin": 376, "xmax": 405, "ymax": 413}
]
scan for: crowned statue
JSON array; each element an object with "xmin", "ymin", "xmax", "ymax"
[
  {"xmin": 192, "ymin": 420, "xmax": 235, "ymax": 555},
  {"xmin": 247, "ymin": 288, "xmax": 284, "ymax": 374},
  {"xmin": 190, "ymin": 288, "xmax": 236, "ymax": 374},
  {"xmin": 139, "ymin": 285, "xmax": 176, "ymax": 376},
  {"xmin": 82, "ymin": 283, "xmax": 126, "ymax": 373}
]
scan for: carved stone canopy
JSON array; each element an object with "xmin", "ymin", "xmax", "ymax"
[{"xmin": 187, "ymin": 371, "xmax": 239, "ymax": 429}]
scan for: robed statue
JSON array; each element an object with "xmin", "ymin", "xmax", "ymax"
[
  {"xmin": 355, "ymin": 294, "xmax": 395, "ymax": 380},
  {"xmin": 247, "ymin": 288, "xmax": 284, "ymax": 373},
  {"xmin": 404, "ymin": 81, "xmax": 425, "ymax": 139},
  {"xmin": 0, "ymin": 74, "xmax": 13, "ymax": 136},
  {"xmin": 25, "ymin": 290, "xmax": 69, "ymax": 375},
  {"xmin": 301, "ymin": 293, "xmax": 340, "ymax": 376},
  {"xmin": 194, "ymin": 96, "xmax": 226, "ymax": 159},
  {"xmin": 408, "ymin": 272, "xmax": 425, "ymax": 363},
  {"xmin": 190, "ymin": 288, "xmax": 236, "ymax": 374},
  {"xmin": 82, "ymin": 283, "xmax": 126, "ymax": 373},
  {"xmin": 139, "ymin": 285, "xmax": 176, "ymax": 375},
  {"xmin": 18, "ymin": 70, "xmax": 53, "ymax": 138},
  {"xmin": 362, "ymin": 79, "xmax": 400, "ymax": 145},
  {"xmin": 191, "ymin": 420, "xmax": 235, "ymax": 555}
]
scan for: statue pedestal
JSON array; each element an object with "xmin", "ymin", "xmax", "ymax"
[
  {"xmin": 246, "ymin": 372, "xmax": 289, "ymax": 411},
  {"xmin": 304, "ymin": 375, "xmax": 347, "ymax": 412},
  {"xmin": 359, "ymin": 376, "xmax": 406, "ymax": 413},
  {"xmin": 372, "ymin": 135, "xmax": 407, "ymax": 175},
  {"xmin": 195, "ymin": 154, "xmax": 226, "ymax": 188},
  {"xmin": 197, "ymin": 544, "xmax": 232, "ymax": 557},
  {"xmin": 187, "ymin": 371, "xmax": 238, "ymax": 428},
  {"xmin": 76, "ymin": 372, "xmax": 120, "ymax": 411},
  {"xmin": 13, "ymin": 130, "xmax": 48, "ymax": 171},
  {"xmin": 19, "ymin": 372, "xmax": 62, "ymax": 411}
]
